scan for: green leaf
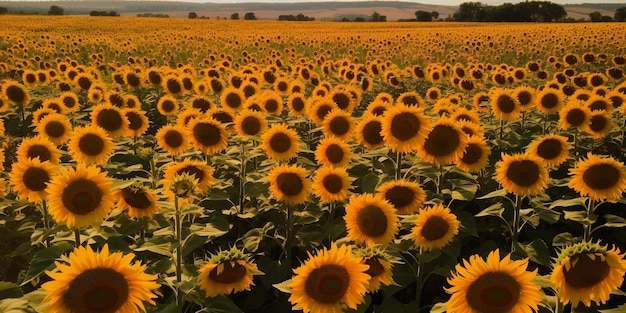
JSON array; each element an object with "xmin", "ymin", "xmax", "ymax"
[
  {"xmin": 203, "ymin": 295, "xmax": 244, "ymax": 313},
  {"xmin": 430, "ymin": 302, "xmax": 447, "ymax": 313},
  {"xmin": 523, "ymin": 239, "xmax": 550, "ymax": 266},
  {"xmin": 563, "ymin": 210, "xmax": 588, "ymax": 223},
  {"xmin": 21, "ymin": 242, "xmax": 73, "ymax": 286},
  {"xmin": 477, "ymin": 189, "xmax": 507, "ymax": 199},
  {"xmin": 475, "ymin": 203, "xmax": 504, "ymax": 218},
  {"xmin": 549, "ymin": 197, "xmax": 587, "ymax": 210},
  {"xmin": 0, "ymin": 298, "xmax": 36, "ymax": 313},
  {"xmin": 456, "ymin": 209, "xmax": 478, "ymax": 237},
  {"xmin": 0, "ymin": 282, "xmax": 23, "ymax": 300},
  {"xmin": 552, "ymin": 232, "xmax": 576, "ymax": 247},
  {"xmin": 135, "ymin": 242, "xmax": 172, "ymax": 257},
  {"xmin": 599, "ymin": 304, "xmax": 626, "ymax": 313},
  {"xmin": 273, "ymin": 279, "xmax": 292, "ymax": 294},
  {"xmin": 152, "ymin": 302, "xmax": 179, "ymax": 313},
  {"xmin": 603, "ymin": 214, "xmax": 626, "ymax": 228},
  {"xmin": 361, "ymin": 173, "xmax": 379, "ymax": 193}
]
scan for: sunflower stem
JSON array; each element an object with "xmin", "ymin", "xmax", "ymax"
[
  {"xmin": 395, "ymin": 151, "xmax": 403, "ymax": 180},
  {"xmin": 239, "ymin": 142, "xmax": 246, "ymax": 215},
  {"xmin": 499, "ymin": 120, "xmax": 504, "ymax": 140},
  {"xmin": 555, "ymin": 295, "xmax": 563, "ymax": 313},
  {"xmin": 583, "ymin": 198, "xmax": 594, "ymax": 242},
  {"xmin": 174, "ymin": 194, "xmax": 184, "ymax": 307},
  {"xmin": 74, "ymin": 229, "xmax": 81, "ymax": 248},
  {"xmin": 573, "ymin": 127, "xmax": 579, "ymax": 157},
  {"xmin": 511, "ymin": 194, "xmax": 522, "ymax": 254},
  {"xmin": 285, "ymin": 203, "xmax": 293, "ymax": 262},
  {"xmin": 41, "ymin": 200, "xmax": 50, "ymax": 247},
  {"xmin": 415, "ymin": 247, "xmax": 423, "ymax": 312},
  {"xmin": 437, "ymin": 164, "xmax": 444, "ymax": 193},
  {"xmin": 521, "ymin": 111, "xmax": 526, "ymax": 131}
]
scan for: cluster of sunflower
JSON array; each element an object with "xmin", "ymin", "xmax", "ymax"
[{"xmin": 0, "ymin": 17, "xmax": 626, "ymax": 313}]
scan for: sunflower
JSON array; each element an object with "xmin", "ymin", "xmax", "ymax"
[
  {"xmin": 91, "ymin": 104, "xmax": 129, "ymax": 138},
  {"xmin": 35, "ymin": 113, "xmax": 72, "ymax": 145},
  {"xmin": 287, "ymin": 93, "xmax": 307, "ymax": 116},
  {"xmin": 268, "ymin": 164, "xmax": 311, "ymax": 205},
  {"xmin": 32, "ymin": 107, "xmax": 57, "ymax": 126},
  {"xmin": 156, "ymin": 124, "xmax": 189, "ymax": 156},
  {"xmin": 177, "ymin": 108, "xmax": 203, "ymax": 128},
  {"xmin": 536, "ymin": 88, "xmax": 565, "ymax": 114},
  {"xmin": 396, "ymin": 91, "xmax": 425, "ymax": 108},
  {"xmin": 67, "ymin": 126, "xmax": 114, "ymax": 165},
  {"xmin": 116, "ymin": 182, "xmax": 161, "ymax": 219},
  {"xmin": 585, "ymin": 95, "xmax": 612, "ymax": 113},
  {"xmin": 9, "ymin": 158, "xmax": 57, "ymax": 203},
  {"xmin": 456, "ymin": 136, "xmax": 491, "ymax": 173},
  {"xmin": 322, "ymin": 109, "xmax": 356, "ymax": 141},
  {"xmin": 411, "ymin": 204, "xmax": 460, "ymax": 251},
  {"xmin": 260, "ymin": 91, "xmax": 283, "ymax": 115},
  {"xmin": 312, "ymin": 166, "xmax": 352, "ymax": 203},
  {"xmin": 16, "ymin": 136, "xmax": 61, "ymax": 164},
  {"xmin": 425, "ymin": 87, "xmax": 442, "ymax": 102},
  {"xmin": 490, "ymin": 88, "xmax": 521, "ymax": 121},
  {"xmin": 376, "ymin": 179, "xmax": 426, "ymax": 215},
  {"xmin": 221, "ymin": 87, "xmax": 245, "ymax": 112},
  {"xmin": 353, "ymin": 246, "xmax": 397, "ymax": 292},
  {"xmin": 42, "ymin": 244, "xmax": 159, "ymax": 313},
  {"xmin": 344, "ymin": 193, "xmax": 398, "ymax": 246},
  {"xmin": 550, "ymin": 241, "xmax": 626, "ymax": 308},
  {"xmin": 234, "ymin": 109, "xmax": 267, "ymax": 138},
  {"xmin": 198, "ymin": 247, "xmax": 263, "ymax": 297},
  {"xmin": 329, "ymin": 88, "xmax": 356, "ymax": 112},
  {"xmin": 584, "ymin": 110, "xmax": 613, "ymax": 139},
  {"xmin": 261, "ymin": 123, "xmax": 300, "ymax": 162},
  {"xmin": 381, "ymin": 104, "xmax": 431, "ymax": 153},
  {"xmin": 450, "ymin": 107, "xmax": 480, "ymax": 125},
  {"xmin": 526, "ymin": 134, "xmax": 571, "ymax": 168},
  {"xmin": 157, "ymin": 95, "xmax": 179, "ymax": 116},
  {"xmin": 2, "ymin": 80, "xmax": 30, "ymax": 105},
  {"xmin": 286, "ymin": 243, "xmax": 369, "ymax": 313},
  {"xmin": 446, "ymin": 249, "xmax": 543, "ymax": 313},
  {"xmin": 308, "ymin": 97, "xmax": 339, "ymax": 126},
  {"xmin": 568, "ymin": 153, "xmax": 626, "ymax": 201},
  {"xmin": 124, "ymin": 108, "xmax": 150, "ymax": 137},
  {"xmin": 163, "ymin": 158, "xmax": 215, "ymax": 195},
  {"xmin": 366, "ymin": 99, "xmax": 392, "ymax": 117},
  {"xmin": 559, "ymin": 100, "xmax": 591, "ymax": 131},
  {"xmin": 455, "ymin": 120, "xmax": 484, "ymax": 139},
  {"xmin": 495, "ymin": 153, "xmax": 549, "ymax": 196},
  {"xmin": 315, "ymin": 137, "xmax": 352, "ymax": 168},
  {"xmin": 47, "ymin": 164, "xmax": 115, "ymax": 228},
  {"xmin": 355, "ymin": 115, "xmax": 385, "ymax": 149},
  {"xmin": 512, "ymin": 85, "xmax": 536, "ymax": 112},
  {"xmin": 87, "ymin": 86, "xmax": 104, "ymax": 104},
  {"xmin": 124, "ymin": 94, "xmax": 141, "ymax": 109},
  {"xmin": 187, "ymin": 117, "xmax": 229, "ymax": 155},
  {"xmin": 42, "ymin": 98, "xmax": 66, "ymax": 115},
  {"xmin": 418, "ymin": 119, "xmax": 469, "ymax": 166},
  {"xmin": 162, "ymin": 75, "xmax": 183, "ymax": 96}
]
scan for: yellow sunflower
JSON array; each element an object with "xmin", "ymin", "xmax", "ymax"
[
  {"xmin": 366, "ymin": 99, "xmax": 392, "ymax": 117},
  {"xmin": 187, "ymin": 117, "xmax": 229, "ymax": 155},
  {"xmin": 411, "ymin": 204, "xmax": 460, "ymax": 251},
  {"xmin": 162, "ymin": 75, "xmax": 183, "ymax": 96},
  {"xmin": 47, "ymin": 164, "xmax": 115, "ymax": 228},
  {"xmin": 322, "ymin": 109, "xmax": 356, "ymax": 141},
  {"xmin": 198, "ymin": 247, "xmax": 263, "ymax": 297},
  {"xmin": 42, "ymin": 98, "xmax": 66, "ymax": 115},
  {"xmin": 512, "ymin": 85, "xmax": 537, "ymax": 112},
  {"xmin": 344, "ymin": 193, "xmax": 399, "ymax": 246},
  {"xmin": 425, "ymin": 87, "xmax": 442, "ymax": 102},
  {"xmin": 68, "ymin": 126, "xmax": 114, "ymax": 165},
  {"xmin": 536, "ymin": 88, "xmax": 565, "ymax": 114},
  {"xmin": 188, "ymin": 96, "xmax": 214, "ymax": 113},
  {"xmin": 396, "ymin": 91, "xmax": 425, "ymax": 108},
  {"xmin": 455, "ymin": 120, "xmax": 484, "ymax": 139},
  {"xmin": 157, "ymin": 95, "xmax": 179, "ymax": 116},
  {"xmin": 308, "ymin": 97, "xmax": 339, "ymax": 126},
  {"xmin": 116, "ymin": 183, "xmax": 161, "ymax": 219},
  {"xmin": 36, "ymin": 114, "xmax": 73, "ymax": 145},
  {"xmin": 585, "ymin": 94, "xmax": 612, "ymax": 113},
  {"xmin": 490, "ymin": 88, "xmax": 521, "ymax": 122},
  {"xmin": 312, "ymin": 166, "xmax": 353, "ymax": 203},
  {"xmin": 287, "ymin": 93, "xmax": 307, "ymax": 116},
  {"xmin": 261, "ymin": 123, "xmax": 300, "ymax": 162},
  {"xmin": 260, "ymin": 91, "xmax": 284, "ymax": 115},
  {"xmin": 16, "ymin": 136, "xmax": 61, "ymax": 164},
  {"xmin": 376, "ymin": 179, "xmax": 426, "ymax": 215},
  {"xmin": 329, "ymin": 88, "xmax": 357, "ymax": 112},
  {"xmin": 42, "ymin": 244, "xmax": 159, "ymax": 313},
  {"xmin": 2, "ymin": 80, "xmax": 30, "ymax": 105},
  {"xmin": 268, "ymin": 164, "xmax": 311, "ymax": 205},
  {"xmin": 446, "ymin": 249, "xmax": 543, "ymax": 313},
  {"xmin": 568, "ymin": 153, "xmax": 626, "ymax": 201},
  {"xmin": 177, "ymin": 108, "xmax": 203, "ymax": 128},
  {"xmin": 220, "ymin": 87, "xmax": 246, "ymax": 112},
  {"xmin": 418, "ymin": 119, "xmax": 469, "ymax": 166},
  {"xmin": 123, "ymin": 108, "xmax": 150, "ymax": 137},
  {"xmin": 9, "ymin": 158, "xmax": 57, "ymax": 203},
  {"xmin": 584, "ymin": 110, "xmax": 613, "ymax": 139},
  {"xmin": 450, "ymin": 107, "xmax": 481, "ymax": 125},
  {"xmin": 91, "ymin": 104, "xmax": 129, "ymax": 138},
  {"xmin": 156, "ymin": 124, "xmax": 189, "ymax": 156},
  {"xmin": 550, "ymin": 241, "xmax": 626, "ymax": 308},
  {"xmin": 354, "ymin": 246, "xmax": 397, "ymax": 292},
  {"xmin": 315, "ymin": 137, "xmax": 352, "ymax": 168},
  {"xmin": 495, "ymin": 153, "xmax": 549, "ymax": 196},
  {"xmin": 32, "ymin": 107, "xmax": 57, "ymax": 126},
  {"xmin": 234, "ymin": 109, "xmax": 267, "ymax": 138},
  {"xmin": 456, "ymin": 136, "xmax": 491, "ymax": 173},
  {"xmin": 526, "ymin": 134, "xmax": 571, "ymax": 168},
  {"xmin": 286, "ymin": 243, "xmax": 369, "ymax": 313},
  {"xmin": 559, "ymin": 99, "xmax": 591, "ymax": 130},
  {"xmin": 381, "ymin": 104, "xmax": 431, "ymax": 153},
  {"xmin": 355, "ymin": 115, "xmax": 385, "ymax": 149},
  {"xmin": 163, "ymin": 158, "xmax": 215, "ymax": 195}
]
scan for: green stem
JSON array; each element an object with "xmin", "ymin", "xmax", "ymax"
[
  {"xmin": 555, "ymin": 295, "xmax": 563, "ymax": 313},
  {"xmin": 499, "ymin": 120, "xmax": 504, "ymax": 140},
  {"xmin": 415, "ymin": 247, "xmax": 423, "ymax": 311},
  {"xmin": 174, "ymin": 194, "xmax": 183, "ymax": 307},
  {"xmin": 573, "ymin": 128, "xmax": 579, "ymax": 157},
  {"xmin": 437, "ymin": 164, "xmax": 444, "ymax": 193},
  {"xmin": 41, "ymin": 200, "xmax": 50, "ymax": 247},
  {"xmin": 239, "ymin": 143, "xmax": 246, "ymax": 214},
  {"xmin": 543, "ymin": 114, "xmax": 548, "ymax": 135},
  {"xmin": 395, "ymin": 151, "xmax": 403, "ymax": 180},
  {"xmin": 583, "ymin": 198, "xmax": 594, "ymax": 242},
  {"xmin": 511, "ymin": 194, "xmax": 522, "ymax": 254},
  {"xmin": 521, "ymin": 111, "xmax": 525, "ymax": 131},
  {"xmin": 285, "ymin": 204, "xmax": 293, "ymax": 262},
  {"xmin": 74, "ymin": 229, "xmax": 81, "ymax": 248}
]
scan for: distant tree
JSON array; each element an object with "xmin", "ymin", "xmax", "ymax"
[
  {"xmin": 431, "ymin": 11, "xmax": 439, "ymax": 20},
  {"xmin": 589, "ymin": 11, "xmax": 603, "ymax": 22},
  {"xmin": 601, "ymin": 15, "xmax": 613, "ymax": 21},
  {"xmin": 188, "ymin": 12, "xmax": 197, "ymax": 19},
  {"xmin": 48, "ymin": 5, "xmax": 64, "ymax": 15},
  {"xmin": 415, "ymin": 10, "xmax": 433, "ymax": 21},
  {"xmin": 0, "ymin": 7, "xmax": 7, "ymax": 14},
  {"xmin": 230, "ymin": 12, "xmax": 239, "ymax": 20},
  {"xmin": 355, "ymin": 17, "xmax": 365, "ymax": 22},
  {"xmin": 615, "ymin": 7, "xmax": 626, "ymax": 21},
  {"xmin": 90, "ymin": 10, "xmax": 119, "ymax": 16},
  {"xmin": 371, "ymin": 12, "xmax": 380, "ymax": 22},
  {"xmin": 244, "ymin": 12, "xmax": 256, "ymax": 20}
]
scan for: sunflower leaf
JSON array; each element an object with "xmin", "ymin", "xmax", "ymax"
[
  {"xmin": 599, "ymin": 304, "xmax": 626, "ymax": 313},
  {"xmin": 272, "ymin": 279, "xmax": 292, "ymax": 294},
  {"xmin": 552, "ymin": 232, "xmax": 576, "ymax": 247},
  {"xmin": 548, "ymin": 197, "xmax": 587, "ymax": 210},
  {"xmin": 20, "ymin": 242, "xmax": 73, "ymax": 287},
  {"xmin": 475, "ymin": 203, "xmax": 504, "ymax": 218},
  {"xmin": 429, "ymin": 302, "xmax": 447, "ymax": 313},
  {"xmin": 476, "ymin": 188, "xmax": 507, "ymax": 199},
  {"xmin": 603, "ymin": 214, "xmax": 626, "ymax": 228},
  {"xmin": 0, "ymin": 282, "xmax": 23, "ymax": 300},
  {"xmin": 361, "ymin": 172, "xmax": 380, "ymax": 193}
]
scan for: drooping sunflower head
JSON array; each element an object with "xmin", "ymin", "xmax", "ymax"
[
  {"xmin": 568, "ymin": 153, "xmax": 626, "ymax": 201},
  {"xmin": 261, "ymin": 123, "xmax": 300, "ymax": 162},
  {"xmin": 381, "ymin": 104, "xmax": 432, "ymax": 153},
  {"xmin": 526, "ymin": 134, "xmax": 571, "ymax": 168},
  {"xmin": 322, "ymin": 109, "xmax": 356, "ymax": 142},
  {"xmin": 410, "ymin": 203, "xmax": 460, "ymax": 252},
  {"xmin": 344, "ymin": 193, "xmax": 399, "ymax": 247},
  {"xmin": 198, "ymin": 247, "xmax": 263, "ymax": 297},
  {"xmin": 446, "ymin": 249, "xmax": 544, "ymax": 313},
  {"xmin": 495, "ymin": 153, "xmax": 549, "ymax": 196},
  {"xmin": 163, "ymin": 158, "xmax": 215, "ymax": 195},
  {"xmin": 376, "ymin": 179, "xmax": 426, "ymax": 215},
  {"xmin": 418, "ymin": 118, "xmax": 469, "ymax": 166},
  {"xmin": 550, "ymin": 241, "xmax": 626, "ymax": 308},
  {"xmin": 356, "ymin": 115, "xmax": 385, "ymax": 149},
  {"xmin": 187, "ymin": 117, "xmax": 229, "ymax": 155},
  {"xmin": 116, "ymin": 182, "xmax": 161, "ymax": 219},
  {"xmin": 353, "ymin": 245, "xmax": 398, "ymax": 292},
  {"xmin": 456, "ymin": 135, "xmax": 491, "ymax": 173},
  {"xmin": 312, "ymin": 166, "xmax": 353, "ymax": 203},
  {"xmin": 68, "ymin": 125, "xmax": 114, "ymax": 165},
  {"xmin": 315, "ymin": 137, "xmax": 352, "ymax": 168},
  {"xmin": 268, "ymin": 164, "xmax": 311, "ymax": 205},
  {"xmin": 156, "ymin": 124, "xmax": 189, "ymax": 156},
  {"xmin": 36, "ymin": 113, "xmax": 73, "ymax": 145},
  {"xmin": 91, "ymin": 104, "xmax": 129, "ymax": 138},
  {"xmin": 286, "ymin": 243, "xmax": 370, "ymax": 313},
  {"xmin": 9, "ymin": 157, "xmax": 57, "ymax": 203},
  {"xmin": 42, "ymin": 244, "xmax": 160, "ymax": 313}
]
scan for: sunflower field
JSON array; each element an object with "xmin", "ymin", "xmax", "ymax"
[{"xmin": 0, "ymin": 16, "xmax": 626, "ymax": 313}]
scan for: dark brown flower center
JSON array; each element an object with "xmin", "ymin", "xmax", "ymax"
[
  {"xmin": 536, "ymin": 139, "xmax": 562, "ymax": 160},
  {"xmin": 164, "ymin": 130, "xmax": 184, "ymax": 148},
  {"xmin": 208, "ymin": 262, "xmax": 247, "ymax": 284},
  {"xmin": 563, "ymin": 254, "xmax": 611, "ymax": 288},
  {"xmin": 78, "ymin": 133, "xmax": 105, "ymax": 156},
  {"xmin": 364, "ymin": 257, "xmax": 385, "ymax": 278},
  {"xmin": 225, "ymin": 92, "xmax": 242, "ymax": 109},
  {"xmin": 264, "ymin": 99, "xmax": 279, "ymax": 113},
  {"xmin": 96, "ymin": 109, "xmax": 124, "ymax": 132},
  {"xmin": 27, "ymin": 144, "xmax": 52, "ymax": 162},
  {"xmin": 166, "ymin": 78, "xmax": 181, "ymax": 94},
  {"xmin": 372, "ymin": 106, "xmax": 387, "ymax": 116},
  {"xmin": 212, "ymin": 112, "xmax": 233, "ymax": 126},
  {"xmin": 461, "ymin": 144, "xmax": 483, "ymax": 165},
  {"xmin": 193, "ymin": 122, "xmax": 222, "ymax": 147},
  {"xmin": 566, "ymin": 108, "xmax": 586, "ymax": 127},
  {"xmin": 517, "ymin": 91, "xmax": 532, "ymax": 107},
  {"xmin": 496, "ymin": 94, "xmax": 516, "ymax": 114},
  {"xmin": 505, "ymin": 160, "xmax": 541, "ymax": 187},
  {"xmin": 148, "ymin": 71, "xmax": 162, "ymax": 85},
  {"xmin": 291, "ymin": 97, "xmax": 305, "ymax": 112},
  {"xmin": 77, "ymin": 76, "xmax": 92, "ymax": 90},
  {"xmin": 241, "ymin": 116, "xmax": 261, "ymax": 136},
  {"xmin": 121, "ymin": 187, "xmax": 152, "ymax": 209},
  {"xmin": 589, "ymin": 99, "xmax": 608, "ymax": 111},
  {"xmin": 589, "ymin": 115, "xmax": 607, "ymax": 133},
  {"xmin": 62, "ymin": 178, "xmax": 103, "ymax": 215},
  {"xmin": 582, "ymin": 163, "xmax": 620, "ymax": 190},
  {"xmin": 329, "ymin": 116, "xmax": 350, "ymax": 136},
  {"xmin": 305, "ymin": 264, "xmax": 350, "ymax": 304},
  {"xmin": 45, "ymin": 121, "xmax": 66, "ymax": 138},
  {"xmin": 322, "ymin": 174, "xmax": 343, "ymax": 194},
  {"xmin": 362, "ymin": 121, "xmax": 383, "ymax": 145},
  {"xmin": 276, "ymin": 172, "xmax": 303, "ymax": 196},
  {"xmin": 325, "ymin": 144, "xmax": 345, "ymax": 164},
  {"xmin": 316, "ymin": 104, "xmax": 333, "ymax": 122},
  {"xmin": 23, "ymin": 167, "xmax": 50, "ymax": 192},
  {"xmin": 385, "ymin": 185, "xmax": 415, "ymax": 209},
  {"xmin": 401, "ymin": 95, "xmax": 420, "ymax": 107},
  {"xmin": 192, "ymin": 98, "xmax": 212, "ymax": 113},
  {"xmin": 423, "ymin": 125, "xmax": 461, "ymax": 158},
  {"xmin": 466, "ymin": 272, "xmax": 521, "ymax": 313},
  {"xmin": 541, "ymin": 93, "xmax": 559, "ymax": 109},
  {"xmin": 63, "ymin": 268, "xmax": 129, "ymax": 313},
  {"xmin": 391, "ymin": 112, "xmax": 421, "ymax": 141},
  {"xmin": 270, "ymin": 132, "xmax": 292, "ymax": 154},
  {"xmin": 421, "ymin": 215, "xmax": 450, "ymax": 241},
  {"xmin": 356, "ymin": 205, "xmax": 388, "ymax": 237},
  {"xmin": 125, "ymin": 112, "xmax": 143, "ymax": 131},
  {"xmin": 333, "ymin": 93, "xmax": 350, "ymax": 110},
  {"xmin": 160, "ymin": 100, "xmax": 176, "ymax": 113}
]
